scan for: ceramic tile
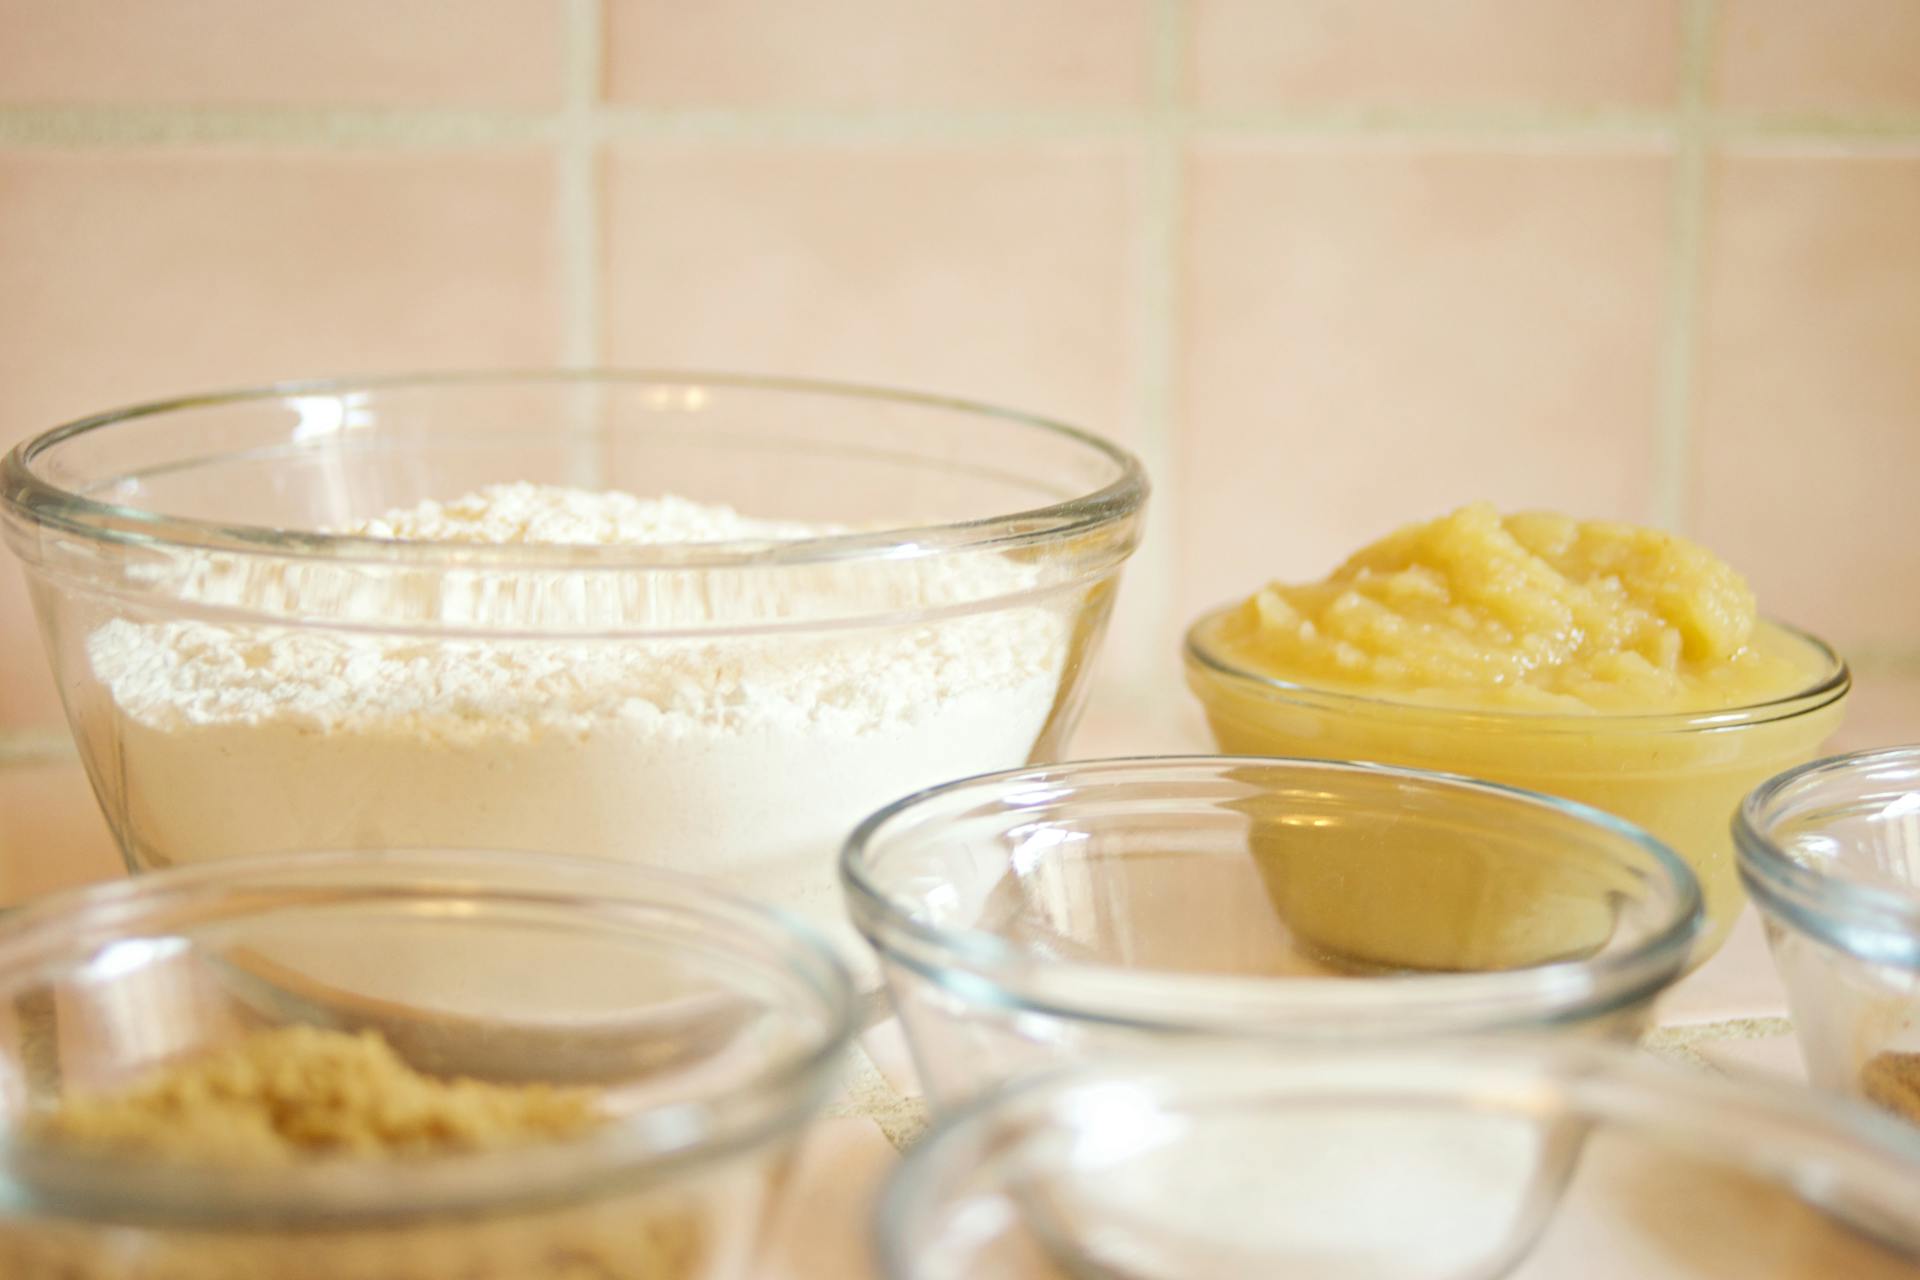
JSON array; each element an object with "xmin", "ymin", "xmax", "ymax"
[
  {"xmin": 0, "ymin": 762, "xmax": 124, "ymax": 906},
  {"xmin": 755, "ymin": 1115, "xmax": 895, "ymax": 1280},
  {"xmin": 1654, "ymin": 907, "xmax": 1789, "ymax": 1025},
  {"xmin": 0, "ymin": 0, "xmax": 564, "ymax": 107},
  {"xmin": 1179, "ymin": 142, "xmax": 1670, "ymax": 633},
  {"xmin": 1692, "ymin": 153, "xmax": 1920, "ymax": 660},
  {"xmin": 0, "ymin": 147, "xmax": 566, "ymax": 728},
  {"xmin": 1693, "ymin": 1032, "xmax": 1809, "ymax": 1083},
  {"xmin": 1081, "ymin": 552, "xmax": 1182, "ymax": 744},
  {"xmin": 1831, "ymin": 669, "xmax": 1920, "ymax": 754},
  {"xmin": 603, "ymin": 142, "xmax": 1138, "ymax": 437},
  {"xmin": 1717, "ymin": 0, "xmax": 1920, "ymax": 114},
  {"xmin": 1071, "ymin": 688, "xmax": 1212, "ymax": 760},
  {"xmin": 0, "ymin": 587, "xmax": 59, "ymax": 728},
  {"xmin": 1189, "ymin": 0, "xmax": 1682, "ymax": 109},
  {"xmin": 604, "ymin": 0, "xmax": 1150, "ymax": 109}
]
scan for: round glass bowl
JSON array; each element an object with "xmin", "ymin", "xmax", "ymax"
[
  {"xmin": 1186, "ymin": 607, "xmax": 1849, "ymax": 961},
  {"xmin": 0, "ymin": 849, "xmax": 854, "ymax": 1280},
  {"xmin": 0, "ymin": 372, "xmax": 1146, "ymax": 924},
  {"xmin": 1738, "ymin": 745, "xmax": 1920, "ymax": 1126},
  {"xmin": 841, "ymin": 756, "xmax": 1701, "ymax": 1104},
  {"xmin": 877, "ymin": 1042, "xmax": 1920, "ymax": 1279}
]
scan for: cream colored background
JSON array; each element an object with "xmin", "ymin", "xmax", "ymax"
[{"xmin": 3, "ymin": 0, "xmax": 1919, "ymax": 800}]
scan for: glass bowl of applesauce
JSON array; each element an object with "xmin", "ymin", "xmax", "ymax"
[
  {"xmin": 1184, "ymin": 504, "xmax": 1847, "ymax": 962},
  {"xmin": 841, "ymin": 756, "xmax": 1701, "ymax": 1107}
]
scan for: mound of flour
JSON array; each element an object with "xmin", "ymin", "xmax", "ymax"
[{"xmin": 87, "ymin": 485, "xmax": 1071, "ymax": 921}]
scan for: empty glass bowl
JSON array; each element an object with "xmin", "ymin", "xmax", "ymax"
[
  {"xmin": 0, "ymin": 849, "xmax": 855, "ymax": 1279},
  {"xmin": 1186, "ymin": 608, "xmax": 1849, "ymax": 962},
  {"xmin": 1738, "ymin": 745, "xmax": 1920, "ymax": 1126},
  {"xmin": 841, "ymin": 756, "xmax": 1702, "ymax": 1104},
  {"xmin": 0, "ymin": 372, "xmax": 1146, "ymax": 925},
  {"xmin": 878, "ymin": 1041, "xmax": 1920, "ymax": 1279}
]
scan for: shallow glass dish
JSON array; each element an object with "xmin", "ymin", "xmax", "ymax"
[
  {"xmin": 0, "ymin": 372, "xmax": 1146, "ymax": 925},
  {"xmin": 878, "ymin": 1041, "xmax": 1920, "ymax": 1279},
  {"xmin": 1738, "ymin": 745, "xmax": 1920, "ymax": 1127},
  {"xmin": 1186, "ymin": 606, "xmax": 1849, "ymax": 961},
  {"xmin": 0, "ymin": 848, "xmax": 854, "ymax": 1279},
  {"xmin": 841, "ymin": 756, "xmax": 1701, "ymax": 1105}
]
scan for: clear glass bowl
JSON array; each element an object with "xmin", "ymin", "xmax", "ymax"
[
  {"xmin": 1738, "ymin": 745, "xmax": 1920, "ymax": 1126},
  {"xmin": 877, "ymin": 1041, "xmax": 1920, "ymax": 1279},
  {"xmin": 0, "ymin": 848, "xmax": 854, "ymax": 1279},
  {"xmin": 1186, "ymin": 607, "xmax": 1849, "ymax": 962},
  {"xmin": 841, "ymin": 756, "xmax": 1701, "ymax": 1105},
  {"xmin": 0, "ymin": 372, "xmax": 1145, "ymax": 926}
]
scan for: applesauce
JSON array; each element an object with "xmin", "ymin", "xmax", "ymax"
[{"xmin": 1186, "ymin": 504, "xmax": 1848, "ymax": 959}]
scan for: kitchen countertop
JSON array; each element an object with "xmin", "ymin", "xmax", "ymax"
[{"xmin": 4, "ymin": 676, "xmax": 1916, "ymax": 1276}]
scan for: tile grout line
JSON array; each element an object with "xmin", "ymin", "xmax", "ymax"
[
  {"xmin": 1650, "ymin": 0, "xmax": 1717, "ymax": 533},
  {"xmin": 1116, "ymin": 0, "xmax": 1188, "ymax": 731},
  {"xmin": 0, "ymin": 105, "xmax": 565, "ymax": 147},
  {"xmin": 589, "ymin": 104, "xmax": 1687, "ymax": 146},
  {"xmin": 5, "ymin": 104, "xmax": 1920, "ymax": 150},
  {"xmin": 0, "ymin": 728, "xmax": 79, "ymax": 768},
  {"xmin": 558, "ymin": 0, "xmax": 605, "ymax": 369}
]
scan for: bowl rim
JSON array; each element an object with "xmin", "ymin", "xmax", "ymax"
[
  {"xmin": 873, "ymin": 1039, "xmax": 1920, "ymax": 1277},
  {"xmin": 1185, "ymin": 603, "xmax": 1850, "ymax": 733},
  {"xmin": 1736, "ymin": 744, "xmax": 1920, "ymax": 969},
  {"xmin": 0, "ymin": 847, "xmax": 858, "ymax": 1227},
  {"xmin": 840, "ymin": 754, "xmax": 1705, "ymax": 1038},
  {"xmin": 0, "ymin": 368, "xmax": 1149, "ymax": 571}
]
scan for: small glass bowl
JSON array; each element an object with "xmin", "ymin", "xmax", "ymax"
[
  {"xmin": 841, "ymin": 756, "xmax": 1701, "ymax": 1105},
  {"xmin": 1185, "ymin": 606, "xmax": 1849, "ymax": 961},
  {"xmin": 0, "ymin": 849, "xmax": 855, "ymax": 1280},
  {"xmin": 0, "ymin": 372, "xmax": 1146, "ymax": 925},
  {"xmin": 1738, "ymin": 745, "xmax": 1920, "ymax": 1126},
  {"xmin": 877, "ymin": 1041, "xmax": 1920, "ymax": 1279}
]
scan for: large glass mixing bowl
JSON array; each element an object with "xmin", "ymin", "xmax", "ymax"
[{"xmin": 1, "ymin": 372, "xmax": 1146, "ymax": 926}]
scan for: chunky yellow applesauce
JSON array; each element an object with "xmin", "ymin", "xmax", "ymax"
[
  {"xmin": 1209, "ymin": 503, "xmax": 1819, "ymax": 714},
  {"xmin": 1188, "ymin": 504, "xmax": 1848, "ymax": 962}
]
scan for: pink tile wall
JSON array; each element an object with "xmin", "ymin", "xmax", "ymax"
[
  {"xmin": 2, "ymin": 1, "xmax": 1919, "ymax": 750},
  {"xmin": 605, "ymin": 0, "xmax": 1151, "ymax": 109},
  {"xmin": 0, "ymin": 150, "xmax": 566, "ymax": 434},
  {"xmin": 1717, "ymin": 0, "xmax": 1920, "ymax": 114},
  {"xmin": 0, "ymin": 764, "xmax": 121, "ymax": 902},
  {"xmin": 0, "ymin": 0, "xmax": 564, "ymax": 107},
  {"xmin": 602, "ymin": 142, "xmax": 1141, "ymax": 443},
  {"xmin": 1191, "ymin": 0, "xmax": 1682, "ymax": 110}
]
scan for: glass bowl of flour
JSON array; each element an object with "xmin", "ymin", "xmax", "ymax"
[{"xmin": 0, "ymin": 372, "xmax": 1147, "ymax": 929}]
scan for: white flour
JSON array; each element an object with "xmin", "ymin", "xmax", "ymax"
[{"xmin": 87, "ymin": 485, "xmax": 1072, "ymax": 922}]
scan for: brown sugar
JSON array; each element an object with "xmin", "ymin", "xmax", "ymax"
[
  {"xmin": 1861, "ymin": 1051, "xmax": 1920, "ymax": 1124},
  {"xmin": 33, "ymin": 1024, "xmax": 604, "ymax": 1163},
  {"xmin": 4, "ymin": 1026, "xmax": 712, "ymax": 1279}
]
